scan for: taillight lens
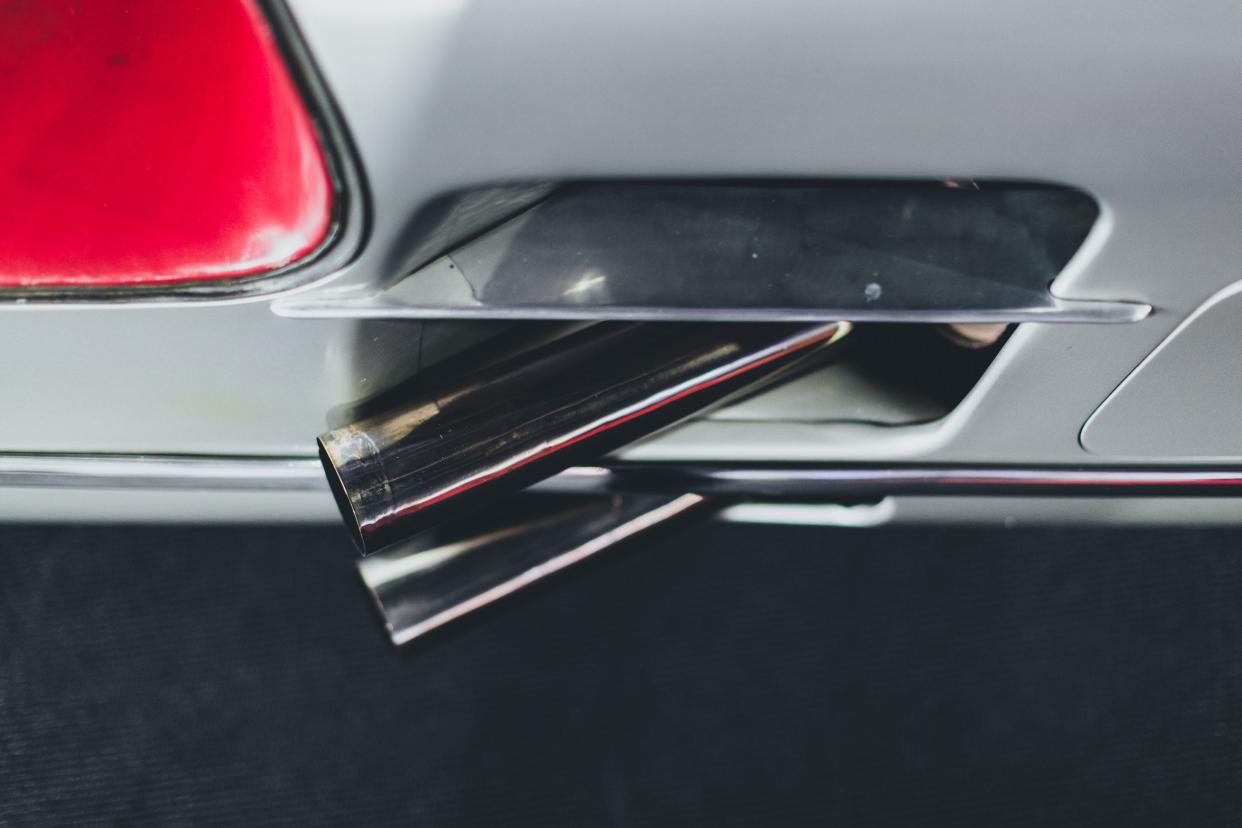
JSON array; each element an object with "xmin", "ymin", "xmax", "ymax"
[{"xmin": 0, "ymin": 0, "xmax": 333, "ymax": 288}]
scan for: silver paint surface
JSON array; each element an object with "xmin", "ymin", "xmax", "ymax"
[{"xmin": 2, "ymin": 0, "xmax": 1241, "ymax": 519}]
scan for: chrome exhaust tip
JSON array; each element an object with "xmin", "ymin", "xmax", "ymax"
[
  {"xmin": 357, "ymin": 493, "xmax": 709, "ymax": 646},
  {"xmin": 319, "ymin": 321, "xmax": 849, "ymax": 556}
]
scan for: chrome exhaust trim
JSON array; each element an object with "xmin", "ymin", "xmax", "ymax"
[
  {"xmin": 536, "ymin": 464, "xmax": 1242, "ymax": 498},
  {"xmin": 357, "ymin": 493, "xmax": 709, "ymax": 645},
  {"xmin": 318, "ymin": 322, "xmax": 848, "ymax": 555},
  {"xmin": 7, "ymin": 453, "xmax": 1242, "ymax": 501}
]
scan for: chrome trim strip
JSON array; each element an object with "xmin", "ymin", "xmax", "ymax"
[
  {"xmin": 273, "ymin": 294, "xmax": 1150, "ymax": 325},
  {"xmin": 718, "ymin": 500, "xmax": 897, "ymax": 527},
  {"xmin": 0, "ymin": 455, "xmax": 327, "ymax": 491},
  {"xmin": 539, "ymin": 465, "xmax": 1242, "ymax": 497},
  {"xmin": 6, "ymin": 454, "xmax": 1242, "ymax": 497}
]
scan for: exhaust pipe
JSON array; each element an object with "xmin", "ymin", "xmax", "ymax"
[
  {"xmin": 357, "ymin": 493, "xmax": 710, "ymax": 645},
  {"xmin": 319, "ymin": 321, "xmax": 849, "ymax": 555}
]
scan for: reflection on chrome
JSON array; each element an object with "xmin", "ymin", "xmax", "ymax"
[
  {"xmin": 357, "ymin": 493, "xmax": 707, "ymax": 646},
  {"xmin": 719, "ymin": 500, "xmax": 897, "ymax": 527},
  {"xmin": 319, "ymin": 321, "xmax": 848, "ymax": 555}
]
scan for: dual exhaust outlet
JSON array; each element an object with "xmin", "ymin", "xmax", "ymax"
[{"xmin": 318, "ymin": 321, "xmax": 850, "ymax": 643}]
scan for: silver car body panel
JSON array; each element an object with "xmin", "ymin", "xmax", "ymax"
[{"xmin": 2, "ymin": 0, "xmax": 1241, "ymax": 520}]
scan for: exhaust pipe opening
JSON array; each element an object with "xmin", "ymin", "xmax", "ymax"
[{"xmin": 318, "ymin": 437, "xmax": 366, "ymax": 552}]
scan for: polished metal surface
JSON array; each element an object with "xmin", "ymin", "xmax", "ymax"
[
  {"xmin": 319, "ymin": 321, "xmax": 849, "ymax": 554},
  {"xmin": 0, "ymin": 454, "xmax": 325, "ymax": 491},
  {"xmin": 539, "ymin": 464, "xmax": 1242, "ymax": 498},
  {"xmin": 357, "ymin": 493, "xmax": 707, "ymax": 645},
  {"xmin": 7, "ymin": 452, "xmax": 1242, "ymax": 501},
  {"xmin": 718, "ymin": 500, "xmax": 897, "ymax": 527},
  {"xmin": 277, "ymin": 282, "xmax": 1145, "ymax": 325},
  {"xmin": 274, "ymin": 183, "xmax": 1149, "ymax": 325}
]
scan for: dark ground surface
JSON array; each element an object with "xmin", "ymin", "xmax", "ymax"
[{"xmin": 2, "ymin": 521, "xmax": 1242, "ymax": 825}]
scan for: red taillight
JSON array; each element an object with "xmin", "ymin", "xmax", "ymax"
[{"xmin": 0, "ymin": 0, "xmax": 333, "ymax": 288}]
